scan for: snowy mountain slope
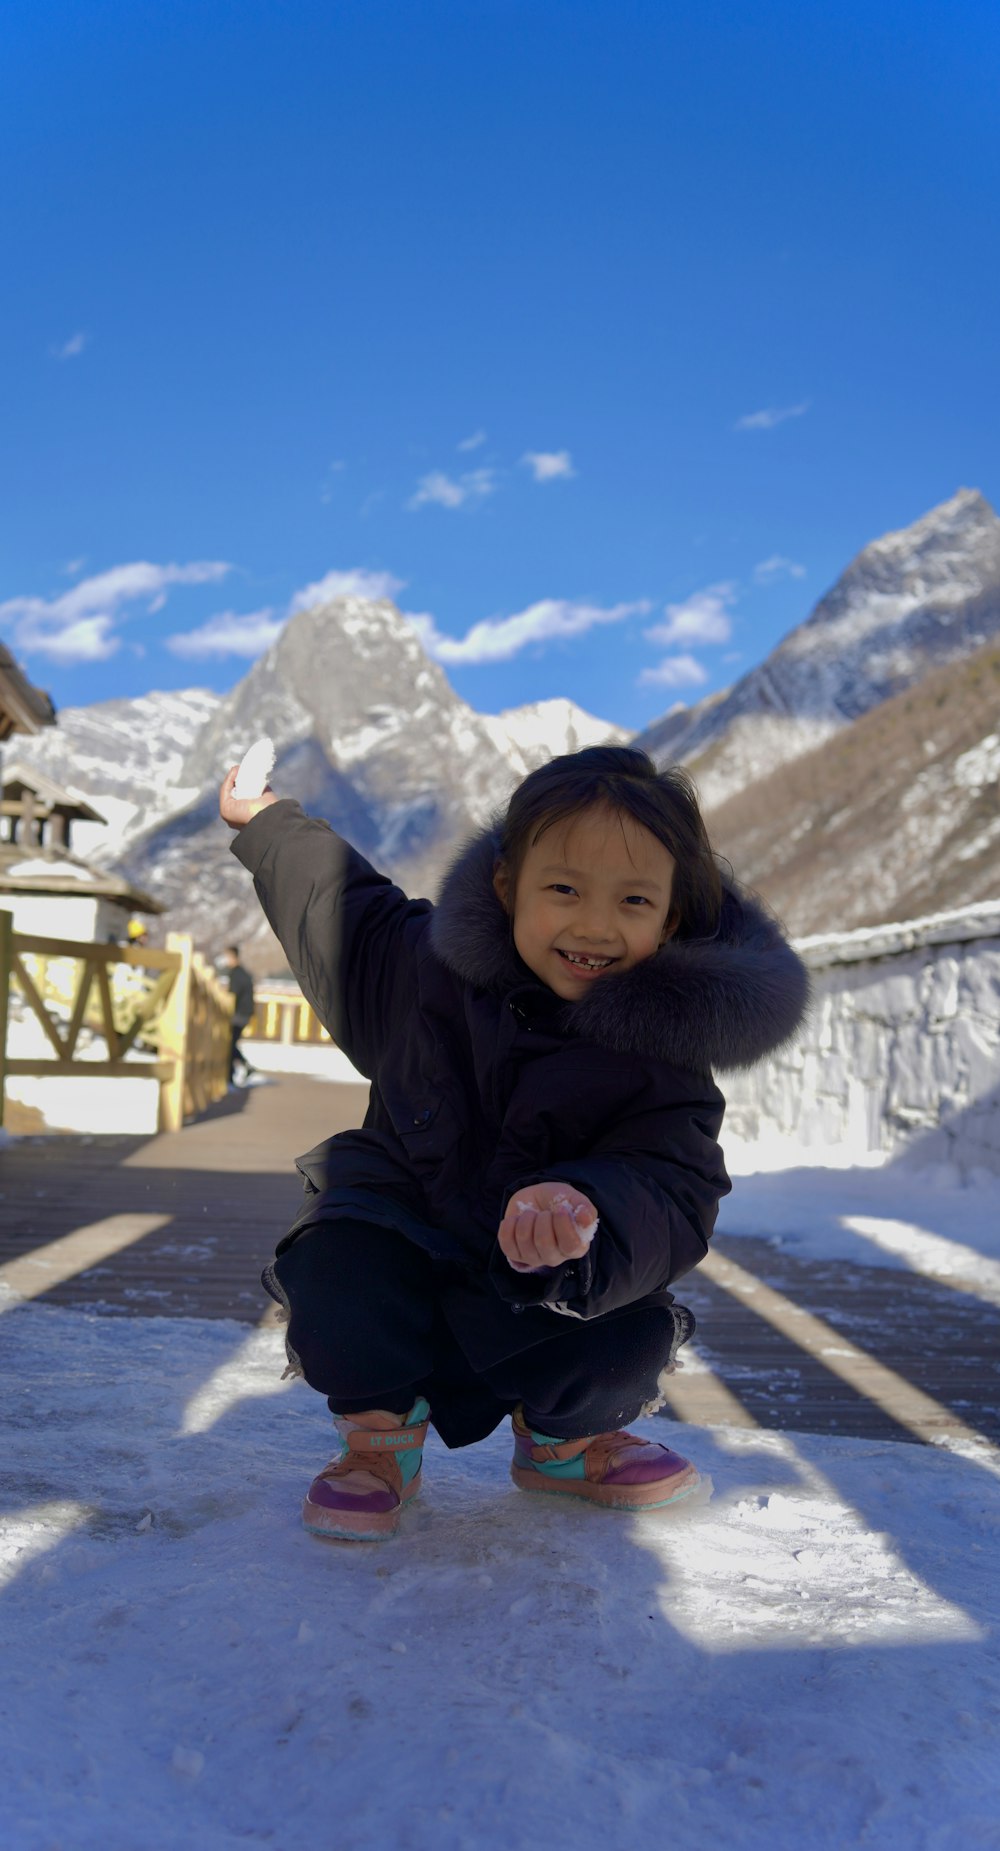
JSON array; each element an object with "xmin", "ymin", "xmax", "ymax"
[
  {"xmin": 481, "ymin": 698, "xmax": 630, "ymax": 778},
  {"xmin": 636, "ymin": 488, "xmax": 1000, "ymax": 807},
  {"xmin": 4, "ymin": 686, "xmax": 221, "ymax": 861},
  {"xmin": 7, "ymin": 597, "xmax": 624, "ymax": 965},
  {"xmin": 707, "ymin": 635, "xmax": 1000, "ymax": 933}
]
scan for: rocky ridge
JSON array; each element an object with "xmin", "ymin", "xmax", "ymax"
[{"xmin": 635, "ymin": 488, "xmax": 1000, "ymax": 809}]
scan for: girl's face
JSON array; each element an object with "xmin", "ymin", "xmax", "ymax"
[{"xmin": 497, "ymin": 803, "xmax": 676, "ymax": 1001}]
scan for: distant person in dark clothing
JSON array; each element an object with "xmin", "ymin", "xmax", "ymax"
[{"xmin": 223, "ymin": 945, "xmax": 256, "ymax": 1084}]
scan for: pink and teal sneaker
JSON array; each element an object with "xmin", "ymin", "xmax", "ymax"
[
  {"xmin": 302, "ymin": 1398, "xmax": 430, "ymax": 1542},
  {"xmin": 510, "ymin": 1406, "xmax": 700, "ymax": 1510}
]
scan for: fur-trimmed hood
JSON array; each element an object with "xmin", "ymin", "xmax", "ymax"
[{"xmin": 429, "ymin": 825, "xmax": 810, "ymax": 1074}]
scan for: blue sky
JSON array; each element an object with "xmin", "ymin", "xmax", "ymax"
[{"xmin": 2, "ymin": 0, "xmax": 998, "ymax": 732}]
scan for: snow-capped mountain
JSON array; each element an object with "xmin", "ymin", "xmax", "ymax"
[
  {"xmin": 10, "ymin": 487, "xmax": 999, "ymax": 962},
  {"xmin": 481, "ymin": 698, "xmax": 631, "ymax": 780},
  {"xmin": 8, "ymin": 686, "xmax": 223, "ymax": 863},
  {"xmin": 9, "ymin": 600, "xmax": 626, "ymax": 967},
  {"xmin": 636, "ymin": 488, "xmax": 1000, "ymax": 809}
]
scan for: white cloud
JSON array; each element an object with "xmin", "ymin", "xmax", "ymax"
[
  {"xmin": 734, "ymin": 401, "xmax": 810, "ymax": 432},
  {"xmin": 0, "ymin": 559, "xmax": 231, "ymax": 665},
  {"xmin": 645, "ymin": 582, "xmax": 736, "ymax": 649},
  {"xmin": 407, "ymin": 469, "xmax": 497, "ymax": 511},
  {"xmin": 289, "ymin": 567, "xmax": 406, "ymax": 612},
  {"xmin": 35, "ymin": 615, "xmax": 119, "ymax": 664},
  {"xmin": 457, "ymin": 430, "xmax": 487, "ymax": 452},
  {"xmin": 51, "ymin": 331, "xmax": 88, "ymax": 361},
  {"xmin": 521, "ymin": 450, "xmax": 575, "ymax": 482},
  {"xmin": 408, "ymin": 597, "xmax": 648, "ymax": 666},
  {"xmin": 754, "ymin": 554, "xmax": 807, "ymax": 583},
  {"xmin": 164, "ymin": 565, "xmax": 411, "ymax": 665},
  {"xmin": 637, "ymin": 654, "xmax": 709, "ymax": 689},
  {"xmin": 166, "ymin": 609, "xmax": 284, "ymax": 660},
  {"xmin": 166, "ymin": 566, "xmax": 410, "ymax": 662}
]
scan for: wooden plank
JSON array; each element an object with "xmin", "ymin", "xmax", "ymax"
[
  {"xmin": 12, "ymin": 932, "xmax": 180, "ymax": 971},
  {"xmin": 114, "ymin": 966, "xmax": 180, "ymax": 1058},
  {"xmin": 11, "ymin": 951, "xmax": 68, "ymax": 1057},
  {"xmin": 63, "ymin": 961, "xmax": 96, "ymax": 1060},
  {"xmin": 93, "ymin": 958, "xmax": 121, "ymax": 1060},
  {"xmin": 0, "ymin": 1075, "xmax": 997, "ymax": 1451},
  {"xmin": 0, "ymin": 1213, "xmax": 173, "ymax": 1299},
  {"xmin": 4, "ymin": 1057, "xmax": 174, "ymax": 1078}
]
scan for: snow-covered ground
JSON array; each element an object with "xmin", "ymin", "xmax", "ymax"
[
  {"xmin": 719, "ymin": 1139, "xmax": 1000, "ymax": 1293},
  {"xmin": 2, "ymin": 1161, "xmax": 1000, "ymax": 1850}
]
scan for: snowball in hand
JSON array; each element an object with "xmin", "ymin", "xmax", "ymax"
[
  {"xmin": 516, "ymin": 1196, "xmax": 598, "ymax": 1244},
  {"xmin": 562, "ymin": 1199, "xmax": 598, "ymax": 1244},
  {"xmin": 232, "ymin": 736, "xmax": 276, "ymax": 800}
]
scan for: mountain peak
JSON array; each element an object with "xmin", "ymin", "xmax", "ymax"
[
  {"xmin": 846, "ymin": 485, "xmax": 998, "ymax": 578},
  {"xmin": 284, "ymin": 592, "xmax": 415, "ymax": 636},
  {"xmin": 634, "ymin": 487, "xmax": 1000, "ymax": 807}
]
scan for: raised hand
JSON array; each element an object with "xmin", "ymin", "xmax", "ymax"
[
  {"xmin": 498, "ymin": 1180, "xmax": 599, "ymax": 1274},
  {"xmin": 219, "ymin": 765, "xmax": 279, "ymax": 830}
]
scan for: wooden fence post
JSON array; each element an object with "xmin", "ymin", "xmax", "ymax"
[
  {"xmin": 158, "ymin": 932, "xmax": 193, "ymax": 1132},
  {"xmin": 0, "ymin": 910, "xmax": 12, "ymax": 1130}
]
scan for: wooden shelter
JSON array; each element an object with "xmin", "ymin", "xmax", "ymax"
[
  {"xmin": 0, "ymin": 765, "xmax": 162, "ymax": 944},
  {"xmin": 1, "ymin": 761, "xmax": 105, "ymax": 852}
]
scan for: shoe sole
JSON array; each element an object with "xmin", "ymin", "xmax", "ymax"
[
  {"xmin": 302, "ymin": 1476, "xmax": 421, "ymax": 1543},
  {"xmin": 510, "ymin": 1461, "xmax": 701, "ymax": 1510}
]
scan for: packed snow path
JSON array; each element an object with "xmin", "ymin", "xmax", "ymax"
[
  {"xmin": 2, "ymin": 1077, "xmax": 999, "ymax": 1845},
  {"xmin": 1, "ymin": 1303, "xmax": 998, "ymax": 1850}
]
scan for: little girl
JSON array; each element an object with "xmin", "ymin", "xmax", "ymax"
[{"xmin": 220, "ymin": 745, "xmax": 808, "ymax": 1541}]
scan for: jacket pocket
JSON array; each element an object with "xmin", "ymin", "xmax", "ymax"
[
  {"xmin": 380, "ymin": 1089, "xmax": 449, "ymax": 1173},
  {"xmin": 383, "ymin": 1092, "xmax": 442, "ymax": 1137}
]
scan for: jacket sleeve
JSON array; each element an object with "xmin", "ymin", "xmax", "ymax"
[
  {"xmin": 487, "ymin": 1086, "xmax": 729, "ymax": 1320},
  {"xmin": 229, "ymin": 800, "xmax": 427, "ymax": 1078}
]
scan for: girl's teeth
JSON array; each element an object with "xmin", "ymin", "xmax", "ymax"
[{"xmin": 562, "ymin": 952, "xmax": 611, "ymax": 969}]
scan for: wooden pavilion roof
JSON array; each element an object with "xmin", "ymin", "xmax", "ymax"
[{"xmin": 0, "ymin": 645, "xmax": 56, "ymax": 740}]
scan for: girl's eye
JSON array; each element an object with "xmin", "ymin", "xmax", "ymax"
[
  {"xmin": 625, "ymin": 895, "xmax": 651, "ymax": 906},
  {"xmin": 549, "ymin": 883, "xmax": 577, "ymax": 896}
]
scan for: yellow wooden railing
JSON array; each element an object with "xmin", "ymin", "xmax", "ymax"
[
  {"xmin": 242, "ymin": 983, "xmax": 332, "ymax": 1047},
  {"xmin": 0, "ymin": 910, "xmax": 232, "ymax": 1132}
]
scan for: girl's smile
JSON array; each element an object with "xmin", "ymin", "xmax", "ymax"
[
  {"xmin": 498, "ymin": 804, "xmax": 677, "ymax": 1001},
  {"xmin": 556, "ymin": 949, "xmax": 616, "ymax": 975}
]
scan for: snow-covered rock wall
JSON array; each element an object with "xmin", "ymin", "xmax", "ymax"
[{"xmin": 723, "ymin": 902, "xmax": 1000, "ymax": 1175}]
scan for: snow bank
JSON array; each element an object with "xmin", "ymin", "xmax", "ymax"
[
  {"xmin": 724, "ymin": 916, "xmax": 1000, "ymax": 1177},
  {"xmin": 721, "ymin": 1140, "xmax": 1000, "ymax": 1296},
  {"xmin": 1, "ymin": 1296, "xmax": 998, "ymax": 1849}
]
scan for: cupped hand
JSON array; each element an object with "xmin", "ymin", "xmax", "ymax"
[
  {"xmin": 498, "ymin": 1180, "xmax": 598, "ymax": 1274},
  {"xmin": 219, "ymin": 766, "xmax": 279, "ymax": 830}
]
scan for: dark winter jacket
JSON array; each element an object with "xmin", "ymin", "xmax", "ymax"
[
  {"xmin": 231, "ymin": 801, "xmax": 809, "ymax": 1367},
  {"xmin": 227, "ymin": 962, "xmax": 255, "ymax": 1029}
]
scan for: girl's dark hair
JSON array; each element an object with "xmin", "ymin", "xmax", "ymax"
[{"xmin": 497, "ymin": 745, "xmax": 722, "ymax": 940}]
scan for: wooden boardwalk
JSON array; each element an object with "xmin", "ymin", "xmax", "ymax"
[{"xmin": 1, "ymin": 1074, "xmax": 997, "ymax": 1449}]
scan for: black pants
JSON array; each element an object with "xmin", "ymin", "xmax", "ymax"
[
  {"xmin": 268, "ymin": 1216, "xmax": 689, "ymax": 1448},
  {"xmin": 229, "ymin": 1022, "xmax": 252, "ymax": 1083}
]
